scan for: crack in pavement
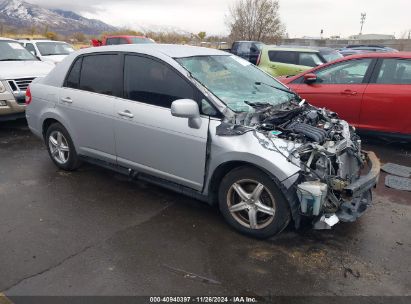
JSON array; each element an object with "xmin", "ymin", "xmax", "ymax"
[
  {"xmin": 2, "ymin": 244, "xmax": 94, "ymax": 292},
  {"xmin": 1, "ymin": 202, "xmax": 174, "ymax": 293}
]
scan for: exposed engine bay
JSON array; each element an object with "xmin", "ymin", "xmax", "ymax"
[{"xmin": 217, "ymin": 100, "xmax": 377, "ymax": 229}]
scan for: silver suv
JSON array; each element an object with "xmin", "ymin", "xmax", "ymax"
[
  {"xmin": 26, "ymin": 44, "xmax": 380, "ymax": 238},
  {"xmin": 0, "ymin": 37, "xmax": 53, "ymax": 121}
]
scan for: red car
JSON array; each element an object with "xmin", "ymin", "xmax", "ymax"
[
  {"xmin": 91, "ymin": 35, "xmax": 154, "ymax": 47},
  {"xmin": 280, "ymin": 52, "xmax": 411, "ymax": 139}
]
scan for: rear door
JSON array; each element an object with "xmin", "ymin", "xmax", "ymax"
[
  {"xmin": 287, "ymin": 58, "xmax": 375, "ymax": 126},
  {"xmin": 360, "ymin": 58, "xmax": 411, "ymax": 134},
  {"xmin": 59, "ymin": 53, "xmax": 121, "ymax": 162},
  {"xmin": 113, "ymin": 54, "xmax": 209, "ymax": 190}
]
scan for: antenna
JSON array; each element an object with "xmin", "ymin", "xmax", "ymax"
[{"xmin": 359, "ymin": 13, "xmax": 367, "ymax": 36}]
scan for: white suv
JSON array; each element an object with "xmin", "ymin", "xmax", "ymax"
[
  {"xmin": 20, "ymin": 40, "xmax": 75, "ymax": 65},
  {"xmin": 0, "ymin": 38, "xmax": 54, "ymax": 121}
]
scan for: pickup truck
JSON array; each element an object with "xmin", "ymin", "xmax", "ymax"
[
  {"xmin": 91, "ymin": 35, "xmax": 154, "ymax": 47},
  {"xmin": 229, "ymin": 41, "xmax": 264, "ymax": 65}
]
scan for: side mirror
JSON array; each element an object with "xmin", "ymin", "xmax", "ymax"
[
  {"xmin": 304, "ymin": 73, "xmax": 317, "ymax": 84},
  {"xmin": 171, "ymin": 99, "xmax": 202, "ymax": 129}
]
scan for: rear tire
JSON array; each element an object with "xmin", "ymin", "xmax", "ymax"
[
  {"xmin": 218, "ymin": 166, "xmax": 291, "ymax": 239},
  {"xmin": 45, "ymin": 123, "xmax": 81, "ymax": 171}
]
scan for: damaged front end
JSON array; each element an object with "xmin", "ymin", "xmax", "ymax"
[{"xmin": 219, "ymin": 101, "xmax": 381, "ymax": 230}]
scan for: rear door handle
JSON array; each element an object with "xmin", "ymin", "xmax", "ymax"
[
  {"xmin": 341, "ymin": 90, "xmax": 357, "ymax": 96},
  {"xmin": 61, "ymin": 97, "xmax": 73, "ymax": 103},
  {"xmin": 118, "ymin": 110, "xmax": 134, "ymax": 118}
]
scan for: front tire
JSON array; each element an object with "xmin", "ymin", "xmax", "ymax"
[
  {"xmin": 218, "ymin": 166, "xmax": 291, "ymax": 239},
  {"xmin": 45, "ymin": 123, "xmax": 81, "ymax": 171}
]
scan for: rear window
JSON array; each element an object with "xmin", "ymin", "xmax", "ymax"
[{"xmin": 268, "ymin": 51, "xmax": 298, "ymax": 65}]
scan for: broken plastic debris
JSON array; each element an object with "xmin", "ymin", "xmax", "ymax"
[
  {"xmin": 381, "ymin": 163, "xmax": 411, "ymax": 178},
  {"xmin": 324, "ymin": 214, "xmax": 339, "ymax": 227},
  {"xmin": 313, "ymin": 214, "xmax": 340, "ymax": 230},
  {"xmin": 385, "ymin": 175, "xmax": 411, "ymax": 191}
]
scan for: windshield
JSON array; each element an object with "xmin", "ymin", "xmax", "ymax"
[
  {"xmin": 176, "ymin": 55, "xmax": 295, "ymax": 113},
  {"xmin": 320, "ymin": 49, "xmax": 343, "ymax": 62},
  {"xmin": 0, "ymin": 40, "xmax": 37, "ymax": 61},
  {"xmin": 130, "ymin": 37, "xmax": 154, "ymax": 44},
  {"xmin": 36, "ymin": 42, "xmax": 75, "ymax": 56}
]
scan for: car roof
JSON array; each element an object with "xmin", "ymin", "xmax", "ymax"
[
  {"xmin": 262, "ymin": 45, "xmax": 318, "ymax": 53},
  {"xmin": 234, "ymin": 41, "xmax": 263, "ymax": 43},
  {"xmin": 0, "ymin": 37, "xmax": 17, "ymax": 42},
  {"xmin": 18, "ymin": 39, "xmax": 67, "ymax": 43},
  {"xmin": 341, "ymin": 52, "xmax": 411, "ymax": 59},
  {"xmin": 106, "ymin": 35, "xmax": 147, "ymax": 38},
  {"xmin": 279, "ymin": 45, "xmax": 337, "ymax": 52},
  {"xmin": 75, "ymin": 43, "xmax": 228, "ymax": 58}
]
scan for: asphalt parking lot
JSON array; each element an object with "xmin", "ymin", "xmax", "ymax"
[{"xmin": 0, "ymin": 119, "xmax": 410, "ymax": 297}]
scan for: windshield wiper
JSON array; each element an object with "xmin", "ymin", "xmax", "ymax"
[
  {"xmin": 254, "ymin": 81, "xmax": 301, "ymax": 101},
  {"xmin": 0, "ymin": 59, "xmax": 29, "ymax": 61}
]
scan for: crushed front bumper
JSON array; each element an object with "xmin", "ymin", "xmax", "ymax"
[
  {"xmin": 314, "ymin": 151, "xmax": 380, "ymax": 229},
  {"xmin": 344, "ymin": 151, "xmax": 381, "ymax": 197}
]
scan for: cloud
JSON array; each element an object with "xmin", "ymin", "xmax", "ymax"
[{"xmin": 26, "ymin": 0, "xmax": 411, "ymax": 37}]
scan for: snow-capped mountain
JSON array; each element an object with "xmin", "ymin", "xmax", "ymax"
[{"xmin": 0, "ymin": 0, "xmax": 117, "ymax": 35}]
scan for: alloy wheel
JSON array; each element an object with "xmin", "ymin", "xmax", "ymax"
[
  {"xmin": 48, "ymin": 131, "xmax": 70, "ymax": 165},
  {"xmin": 226, "ymin": 179, "xmax": 276, "ymax": 229}
]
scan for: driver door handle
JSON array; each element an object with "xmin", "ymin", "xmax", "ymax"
[
  {"xmin": 61, "ymin": 97, "xmax": 73, "ymax": 103},
  {"xmin": 341, "ymin": 89, "xmax": 357, "ymax": 96},
  {"xmin": 118, "ymin": 110, "xmax": 134, "ymax": 118}
]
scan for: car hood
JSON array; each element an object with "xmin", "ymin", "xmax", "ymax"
[
  {"xmin": 41, "ymin": 55, "xmax": 68, "ymax": 64},
  {"xmin": 0, "ymin": 61, "xmax": 54, "ymax": 80}
]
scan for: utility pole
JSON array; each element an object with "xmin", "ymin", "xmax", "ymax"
[{"xmin": 359, "ymin": 13, "xmax": 366, "ymax": 36}]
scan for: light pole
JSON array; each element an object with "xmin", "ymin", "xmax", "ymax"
[{"xmin": 359, "ymin": 13, "xmax": 366, "ymax": 36}]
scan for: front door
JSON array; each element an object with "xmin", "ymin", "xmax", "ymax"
[
  {"xmin": 114, "ymin": 54, "xmax": 209, "ymax": 190},
  {"xmin": 288, "ymin": 58, "xmax": 374, "ymax": 126}
]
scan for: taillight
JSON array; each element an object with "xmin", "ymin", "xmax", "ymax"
[
  {"xmin": 256, "ymin": 52, "xmax": 261, "ymax": 66},
  {"xmin": 25, "ymin": 86, "xmax": 32, "ymax": 105}
]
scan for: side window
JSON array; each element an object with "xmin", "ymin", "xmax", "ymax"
[
  {"xmin": 298, "ymin": 53, "xmax": 323, "ymax": 67},
  {"xmin": 118, "ymin": 38, "xmax": 129, "ymax": 45},
  {"xmin": 231, "ymin": 43, "xmax": 239, "ymax": 54},
  {"xmin": 376, "ymin": 59, "xmax": 411, "ymax": 84},
  {"xmin": 65, "ymin": 57, "xmax": 83, "ymax": 89},
  {"xmin": 237, "ymin": 42, "xmax": 251, "ymax": 55},
  {"xmin": 25, "ymin": 43, "xmax": 36, "ymax": 55},
  {"xmin": 315, "ymin": 59, "xmax": 372, "ymax": 84},
  {"xmin": 124, "ymin": 55, "xmax": 195, "ymax": 108},
  {"xmin": 105, "ymin": 38, "xmax": 119, "ymax": 45},
  {"xmin": 79, "ymin": 54, "xmax": 121, "ymax": 96},
  {"xmin": 268, "ymin": 51, "xmax": 298, "ymax": 65}
]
